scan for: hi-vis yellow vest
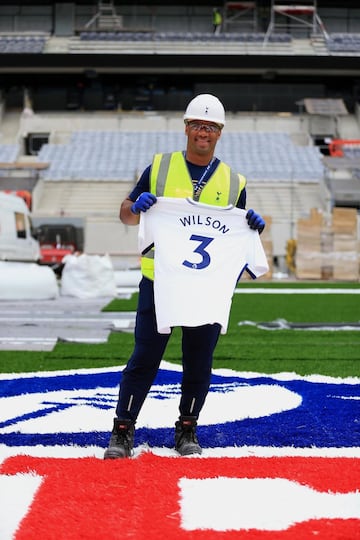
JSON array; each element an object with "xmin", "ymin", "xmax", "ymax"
[{"xmin": 141, "ymin": 151, "xmax": 247, "ymax": 280}]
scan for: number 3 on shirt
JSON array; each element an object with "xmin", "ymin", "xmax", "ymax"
[{"xmin": 182, "ymin": 234, "xmax": 214, "ymax": 270}]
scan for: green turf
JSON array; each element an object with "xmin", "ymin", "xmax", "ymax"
[
  {"xmin": 104, "ymin": 290, "xmax": 360, "ymax": 323},
  {"xmin": 238, "ymin": 281, "xmax": 360, "ymax": 289},
  {"xmin": 233, "ymin": 293, "xmax": 360, "ymax": 322},
  {"xmin": 1, "ymin": 287, "xmax": 359, "ymax": 377}
]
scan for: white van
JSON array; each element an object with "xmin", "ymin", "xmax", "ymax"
[{"xmin": 0, "ymin": 192, "xmax": 40, "ymax": 262}]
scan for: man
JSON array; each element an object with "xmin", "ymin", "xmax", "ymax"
[
  {"xmin": 104, "ymin": 94, "xmax": 265, "ymax": 459},
  {"xmin": 212, "ymin": 8, "xmax": 222, "ymax": 34}
]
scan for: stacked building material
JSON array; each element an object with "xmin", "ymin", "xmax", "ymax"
[
  {"xmin": 295, "ymin": 208, "xmax": 323, "ymax": 280},
  {"xmin": 295, "ymin": 207, "xmax": 359, "ymax": 281},
  {"xmin": 332, "ymin": 207, "xmax": 359, "ymax": 281}
]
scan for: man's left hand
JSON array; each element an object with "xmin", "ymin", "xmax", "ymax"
[{"xmin": 246, "ymin": 209, "xmax": 265, "ymax": 233}]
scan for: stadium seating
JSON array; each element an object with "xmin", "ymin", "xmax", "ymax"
[
  {"xmin": 0, "ymin": 35, "xmax": 47, "ymax": 53},
  {"xmin": 70, "ymin": 31, "xmax": 293, "ymax": 55},
  {"xmin": 217, "ymin": 132, "xmax": 324, "ymax": 182},
  {"xmin": 342, "ymin": 145, "xmax": 360, "ymax": 179},
  {"xmin": 326, "ymin": 33, "xmax": 360, "ymax": 53},
  {"xmin": 32, "ymin": 179, "xmax": 132, "ymax": 218},
  {"xmin": 34, "ymin": 127, "xmax": 327, "ymax": 257},
  {"xmin": 0, "ymin": 144, "xmax": 19, "ymax": 162},
  {"xmin": 0, "ymin": 144, "xmax": 20, "ymax": 176},
  {"xmin": 37, "ymin": 130, "xmax": 324, "ymax": 183},
  {"xmin": 78, "ymin": 31, "xmax": 292, "ymax": 44}
]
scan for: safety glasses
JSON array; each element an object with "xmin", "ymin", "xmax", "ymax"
[{"xmin": 187, "ymin": 121, "xmax": 221, "ymax": 133}]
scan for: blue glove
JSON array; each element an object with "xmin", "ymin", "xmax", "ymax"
[
  {"xmin": 246, "ymin": 209, "xmax": 265, "ymax": 233},
  {"xmin": 131, "ymin": 192, "xmax": 157, "ymax": 215}
]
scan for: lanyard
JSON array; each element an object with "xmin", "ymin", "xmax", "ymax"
[
  {"xmin": 184, "ymin": 152, "xmax": 216, "ymax": 199},
  {"xmin": 194, "ymin": 158, "xmax": 215, "ymax": 190}
]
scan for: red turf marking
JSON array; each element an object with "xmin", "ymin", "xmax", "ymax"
[{"xmin": 1, "ymin": 454, "xmax": 359, "ymax": 540}]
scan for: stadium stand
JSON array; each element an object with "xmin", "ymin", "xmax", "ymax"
[
  {"xmin": 69, "ymin": 31, "xmax": 293, "ymax": 55},
  {"xmin": 31, "ymin": 122, "xmax": 329, "ymax": 260},
  {"xmin": 0, "ymin": 144, "xmax": 19, "ymax": 163},
  {"xmin": 217, "ymin": 132, "xmax": 324, "ymax": 182},
  {"xmin": 78, "ymin": 31, "xmax": 292, "ymax": 43},
  {"xmin": 0, "ymin": 144, "xmax": 20, "ymax": 177},
  {"xmin": 326, "ymin": 33, "xmax": 360, "ymax": 54},
  {"xmin": 32, "ymin": 179, "xmax": 132, "ymax": 217},
  {"xmin": 0, "ymin": 34, "xmax": 48, "ymax": 53},
  {"xmin": 0, "ymin": 2, "xmax": 359, "ymax": 270},
  {"xmin": 36, "ymin": 130, "xmax": 324, "ymax": 183}
]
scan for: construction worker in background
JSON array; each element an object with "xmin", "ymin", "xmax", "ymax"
[
  {"xmin": 213, "ymin": 8, "xmax": 222, "ymax": 34},
  {"xmin": 104, "ymin": 94, "xmax": 265, "ymax": 459}
]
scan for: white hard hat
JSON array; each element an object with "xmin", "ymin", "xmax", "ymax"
[{"xmin": 184, "ymin": 94, "xmax": 226, "ymax": 126}]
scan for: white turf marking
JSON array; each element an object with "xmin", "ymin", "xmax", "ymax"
[
  {"xmin": 234, "ymin": 288, "xmax": 360, "ymax": 294},
  {"xmin": 0, "ymin": 360, "xmax": 358, "ymax": 385},
  {"xmin": 0, "ymin": 473, "xmax": 43, "ymax": 540},
  {"xmin": 179, "ymin": 477, "xmax": 360, "ymax": 531}
]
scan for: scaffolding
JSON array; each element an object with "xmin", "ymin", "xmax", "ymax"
[
  {"xmin": 264, "ymin": 0, "xmax": 328, "ymax": 43},
  {"xmin": 84, "ymin": 0, "xmax": 123, "ymax": 31},
  {"xmin": 222, "ymin": 2, "xmax": 257, "ymax": 33}
]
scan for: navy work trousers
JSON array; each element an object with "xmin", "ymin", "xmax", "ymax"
[{"xmin": 116, "ymin": 277, "xmax": 221, "ymax": 423}]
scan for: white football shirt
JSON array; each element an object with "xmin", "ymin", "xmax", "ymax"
[{"xmin": 139, "ymin": 197, "xmax": 269, "ymax": 334}]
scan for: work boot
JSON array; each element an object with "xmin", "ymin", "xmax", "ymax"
[
  {"xmin": 104, "ymin": 418, "xmax": 135, "ymax": 459},
  {"xmin": 175, "ymin": 415, "xmax": 202, "ymax": 456}
]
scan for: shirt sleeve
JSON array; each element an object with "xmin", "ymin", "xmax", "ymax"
[
  {"xmin": 128, "ymin": 165, "xmax": 151, "ymax": 201},
  {"xmin": 138, "ymin": 208, "xmax": 154, "ymax": 255},
  {"xmin": 236, "ymin": 187, "xmax": 246, "ymax": 210},
  {"xmin": 244, "ymin": 231, "xmax": 269, "ymax": 279}
]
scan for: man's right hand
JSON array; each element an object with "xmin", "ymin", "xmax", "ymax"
[{"xmin": 130, "ymin": 192, "xmax": 157, "ymax": 214}]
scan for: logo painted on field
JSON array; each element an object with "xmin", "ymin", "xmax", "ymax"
[
  {"xmin": 1, "ymin": 454, "xmax": 360, "ymax": 539},
  {"xmin": 0, "ymin": 362, "xmax": 359, "ymax": 449}
]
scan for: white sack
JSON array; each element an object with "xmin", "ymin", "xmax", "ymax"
[
  {"xmin": 0, "ymin": 261, "xmax": 59, "ymax": 300},
  {"xmin": 60, "ymin": 254, "xmax": 117, "ymax": 298}
]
